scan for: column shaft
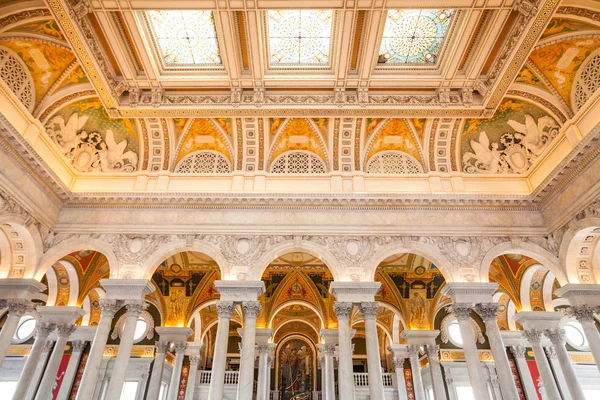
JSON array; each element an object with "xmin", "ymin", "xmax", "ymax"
[
  {"xmin": 408, "ymin": 345, "xmax": 426, "ymax": 400},
  {"xmin": 208, "ymin": 301, "xmax": 234, "ymax": 400},
  {"xmin": 545, "ymin": 329, "xmax": 586, "ymax": 400},
  {"xmin": 361, "ymin": 302, "xmax": 385, "ymax": 400},
  {"xmin": 35, "ymin": 324, "xmax": 76, "ymax": 400},
  {"xmin": 75, "ymin": 299, "xmax": 121, "ymax": 400},
  {"xmin": 509, "ymin": 346, "xmax": 538, "ymax": 400},
  {"xmin": 0, "ymin": 300, "xmax": 30, "ymax": 368},
  {"xmin": 256, "ymin": 346, "xmax": 270, "ymax": 400},
  {"xmin": 522, "ymin": 330, "xmax": 561, "ymax": 400},
  {"xmin": 572, "ymin": 306, "xmax": 600, "ymax": 373},
  {"xmin": 451, "ymin": 304, "xmax": 489, "ymax": 399},
  {"xmin": 185, "ymin": 356, "xmax": 201, "ymax": 400},
  {"xmin": 25, "ymin": 341, "xmax": 54, "ymax": 400},
  {"xmin": 146, "ymin": 341, "xmax": 169, "ymax": 400},
  {"xmin": 105, "ymin": 301, "xmax": 145, "ymax": 400},
  {"xmin": 393, "ymin": 358, "xmax": 408, "ymax": 400},
  {"xmin": 56, "ymin": 340, "xmax": 87, "ymax": 400},
  {"xmin": 237, "ymin": 301, "xmax": 261, "ymax": 400},
  {"xmin": 334, "ymin": 302, "xmax": 354, "ymax": 400},
  {"xmin": 426, "ymin": 345, "xmax": 447, "ymax": 400},
  {"xmin": 476, "ymin": 304, "xmax": 519, "ymax": 400},
  {"xmin": 167, "ymin": 342, "xmax": 186, "ymax": 400},
  {"xmin": 12, "ymin": 323, "xmax": 54, "ymax": 400},
  {"xmin": 318, "ymin": 344, "xmax": 336, "ymax": 400}
]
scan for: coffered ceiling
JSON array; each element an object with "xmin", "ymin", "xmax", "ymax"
[{"xmin": 47, "ymin": 0, "xmax": 558, "ymax": 116}]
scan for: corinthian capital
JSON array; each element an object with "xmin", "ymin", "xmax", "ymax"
[
  {"xmin": 510, "ymin": 345, "xmax": 526, "ymax": 359},
  {"xmin": 189, "ymin": 355, "xmax": 202, "ymax": 365},
  {"xmin": 474, "ymin": 303, "xmax": 499, "ymax": 322},
  {"xmin": 334, "ymin": 302, "xmax": 353, "ymax": 319},
  {"xmin": 448, "ymin": 303, "xmax": 473, "ymax": 320},
  {"xmin": 407, "ymin": 344, "xmax": 421, "ymax": 357},
  {"xmin": 216, "ymin": 301, "xmax": 235, "ymax": 318},
  {"xmin": 7, "ymin": 299, "xmax": 31, "ymax": 316},
  {"xmin": 569, "ymin": 305, "xmax": 599, "ymax": 321},
  {"xmin": 155, "ymin": 340, "xmax": 169, "ymax": 353},
  {"xmin": 36, "ymin": 322, "xmax": 56, "ymax": 338},
  {"xmin": 359, "ymin": 302, "xmax": 379, "ymax": 320},
  {"xmin": 522, "ymin": 329, "xmax": 543, "ymax": 344},
  {"xmin": 242, "ymin": 301, "xmax": 261, "ymax": 319},
  {"xmin": 544, "ymin": 328, "xmax": 566, "ymax": 345},
  {"xmin": 56, "ymin": 324, "xmax": 77, "ymax": 337},
  {"xmin": 425, "ymin": 345, "xmax": 440, "ymax": 359},
  {"xmin": 125, "ymin": 300, "xmax": 147, "ymax": 317},
  {"xmin": 99, "ymin": 299, "xmax": 123, "ymax": 318},
  {"xmin": 174, "ymin": 342, "xmax": 187, "ymax": 353}
]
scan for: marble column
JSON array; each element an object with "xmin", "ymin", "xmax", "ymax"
[
  {"xmin": 25, "ymin": 340, "xmax": 54, "ymax": 400},
  {"xmin": 450, "ymin": 304, "xmax": 489, "ymax": 400},
  {"xmin": 75, "ymin": 299, "xmax": 122, "ymax": 400},
  {"xmin": 257, "ymin": 343, "xmax": 274, "ymax": 400},
  {"xmin": 425, "ymin": 345, "xmax": 447, "ymax": 400},
  {"xmin": 167, "ymin": 342, "xmax": 187, "ymax": 400},
  {"xmin": 208, "ymin": 301, "xmax": 234, "ymax": 400},
  {"xmin": 56, "ymin": 340, "xmax": 87, "ymax": 400},
  {"xmin": 237, "ymin": 301, "xmax": 261, "ymax": 400},
  {"xmin": 545, "ymin": 329, "xmax": 586, "ymax": 400},
  {"xmin": 319, "ymin": 353, "xmax": 326, "ymax": 400},
  {"xmin": 361, "ymin": 302, "xmax": 385, "ymax": 400},
  {"xmin": 185, "ymin": 355, "xmax": 202, "ymax": 400},
  {"xmin": 0, "ymin": 299, "xmax": 30, "ymax": 367},
  {"xmin": 509, "ymin": 346, "xmax": 538, "ymax": 400},
  {"xmin": 105, "ymin": 300, "xmax": 146, "ymax": 400},
  {"xmin": 521, "ymin": 330, "xmax": 561, "ymax": 400},
  {"xmin": 147, "ymin": 341, "xmax": 169, "ymax": 400},
  {"xmin": 475, "ymin": 304, "xmax": 519, "ymax": 400},
  {"xmin": 12, "ymin": 322, "xmax": 55, "ymax": 400},
  {"xmin": 570, "ymin": 305, "xmax": 600, "ymax": 373},
  {"xmin": 318, "ymin": 344, "xmax": 336, "ymax": 400},
  {"xmin": 35, "ymin": 323, "xmax": 77, "ymax": 400},
  {"xmin": 544, "ymin": 347, "xmax": 570, "ymax": 399},
  {"xmin": 392, "ymin": 358, "xmax": 408, "ymax": 400},
  {"xmin": 407, "ymin": 345, "xmax": 426, "ymax": 400},
  {"xmin": 334, "ymin": 302, "xmax": 355, "ymax": 400}
]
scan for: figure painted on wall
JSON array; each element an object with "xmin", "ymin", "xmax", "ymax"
[
  {"xmin": 409, "ymin": 291, "xmax": 426, "ymax": 324},
  {"xmin": 280, "ymin": 339, "xmax": 312, "ymax": 400}
]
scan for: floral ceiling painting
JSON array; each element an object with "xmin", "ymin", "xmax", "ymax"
[
  {"xmin": 45, "ymin": 97, "xmax": 140, "ymax": 172},
  {"xmin": 365, "ymin": 119, "xmax": 424, "ymax": 166},
  {"xmin": 540, "ymin": 18, "xmax": 600, "ymax": 40},
  {"xmin": 461, "ymin": 99, "xmax": 560, "ymax": 174}
]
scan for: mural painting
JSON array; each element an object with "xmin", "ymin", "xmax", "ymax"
[
  {"xmin": 7, "ymin": 20, "xmax": 66, "ymax": 42},
  {"xmin": 529, "ymin": 38, "xmax": 600, "ymax": 108},
  {"xmin": 376, "ymin": 253, "xmax": 445, "ymax": 330},
  {"xmin": 175, "ymin": 118, "xmax": 232, "ymax": 166},
  {"xmin": 461, "ymin": 99, "xmax": 560, "ymax": 174},
  {"xmin": 0, "ymin": 39, "xmax": 76, "ymax": 106},
  {"xmin": 54, "ymin": 65, "xmax": 89, "ymax": 92},
  {"xmin": 45, "ymin": 97, "xmax": 140, "ymax": 172},
  {"xmin": 269, "ymin": 118, "xmax": 327, "ymax": 166},
  {"xmin": 279, "ymin": 338, "xmax": 313, "ymax": 400},
  {"xmin": 540, "ymin": 18, "xmax": 600, "ymax": 40},
  {"xmin": 514, "ymin": 64, "xmax": 548, "ymax": 92},
  {"xmin": 365, "ymin": 119, "xmax": 423, "ymax": 166}
]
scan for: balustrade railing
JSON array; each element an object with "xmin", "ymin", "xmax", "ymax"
[
  {"xmin": 353, "ymin": 372, "xmax": 395, "ymax": 387},
  {"xmin": 197, "ymin": 370, "xmax": 240, "ymax": 385}
]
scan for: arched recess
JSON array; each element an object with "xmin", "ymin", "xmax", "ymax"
[
  {"xmin": 273, "ymin": 319, "xmax": 320, "ymax": 343},
  {"xmin": 187, "ymin": 299, "xmax": 218, "ymax": 342},
  {"xmin": 81, "ymin": 287, "xmax": 105, "ymax": 326},
  {"xmin": 0, "ymin": 216, "xmax": 44, "ymax": 279},
  {"xmin": 172, "ymin": 118, "xmax": 234, "ymax": 170},
  {"xmin": 37, "ymin": 237, "xmax": 117, "ymax": 280},
  {"xmin": 45, "ymin": 259, "xmax": 79, "ymax": 307},
  {"xmin": 378, "ymin": 301, "xmax": 406, "ymax": 344},
  {"xmin": 559, "ymin": 217, "xmax": 600, "ymax": 284},
  {"xmin": 479, "ymin": 241, "xmax": 566, "ymax": 284},
  {"xmin": 374, "ymin": 252, "xmax": 448, "ymax": 331},
  {"xmin": 492, "ymin": 291, "xmax": 517, "ymax": 331},
  {"xmin": 142, "ymin": 238, "xmax": 229, "ymax": 280},
  {"xmin": 350, "ymin": 313, "xmax": 394, "ymax": 343},
  {"xmin": 149, "ymin": 251, "xmax": 222, "ymax": 328},
  {"xmin": 268, "ymin": 300, "xmax": 325, "ymax": 330},
  {"xmin": 252, "ymin": 240, "xmax": 342, "ymax": 281},
  {"xmin": 275, "ymin": 334, "xmax": 318, "ymax": 392},
  {"xmin": 267, "ymin": 118, "xmax": 329, "ymax": 170},
  {"xmin": 366, "ymin": 241, "xmax": 454, "ymax": 283}
]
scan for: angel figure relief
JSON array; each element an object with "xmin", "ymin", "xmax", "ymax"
[
  {"xmin": 462, "ymin": 114, "xmax": 559, "ymax": 174},
  {"xmin": 45, "ymin": 113, "xmax": 138, "ymax": 172}
]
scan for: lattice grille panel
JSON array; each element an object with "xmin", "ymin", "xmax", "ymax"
[
  {"xmin": 270, "ymin": 151, "xmax": 327, "ymax": 174},
  {"xmin": 0, "ymin": 47, "xmax": 34, "ymax": 111},
  {"xmin": 573, "ymin": 51, "xmax": 600, "ymax": 112},
  {"xmin": 175, "ymin": 151, "xmax": 231, "ymax": 173},
  {"xmin": 366, "ymin": 151, "xmax": 423, "ymax": 174}
]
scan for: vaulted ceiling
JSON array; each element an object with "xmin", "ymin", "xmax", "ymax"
[{"xmin": 0, "ymin": 0, "xmax": 599, "ymax": 198}]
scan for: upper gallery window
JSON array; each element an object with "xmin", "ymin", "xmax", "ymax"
[
  {"xmin": 145, "ymin": 10, "xmax": 221, "ymax": 66},
  {"xmin": 267, "ymin": 10, "xmax": 334, "ymax": 66},
  {"xmin": 378, "ymin": 9, "xmax": 454, "ymax": 65}
]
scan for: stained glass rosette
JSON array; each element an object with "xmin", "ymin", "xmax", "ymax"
[
  {"xmin": 146, "ymin": 10, "xmax": 221, "ymax": 66},
  {"xmin": 267, "ymin": 10, "xmax": 334, "ymax": 66},
  {"xmin": 379, "ymin": 9, "xmax": 454, "ymax": 65}
]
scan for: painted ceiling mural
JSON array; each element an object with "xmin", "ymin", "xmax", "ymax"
[
  {"xmin": 0, "ymin": 5, "xmax": 598, "ymax": 177},
  {"xmin": 151, "ymin": 251, "xmax": 221, "ymax": 327},
  {"xmin": 375, "ymin": 253, "xmax": 446, "ymax": 331}
]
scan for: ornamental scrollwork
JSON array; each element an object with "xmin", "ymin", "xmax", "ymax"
[{"xmin": 110, "ymin": 309, "xmax": 154, "ymax": 341}]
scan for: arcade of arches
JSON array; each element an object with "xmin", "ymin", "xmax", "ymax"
[{"xmin": 2, "ymin": 0, "xmax": 600, "ymax": 400}]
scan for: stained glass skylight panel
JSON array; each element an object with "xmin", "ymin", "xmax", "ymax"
[
  {"xmin": 146, "ymin": 10, "xmax": 221, "ymax": 66},
  {"xmin": 267, "ymin": 10, "xmax": 334, "ymax": 66},
  {"xmin": 379, "ymin": 9, "xmax": 454, "ymax": 65}
]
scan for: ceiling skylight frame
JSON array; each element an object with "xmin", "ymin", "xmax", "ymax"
[
  {"xmin": 374, "ymin": 8, "xmax": 460, "ymax": 71},
  {"xmin": 138, "ymin": 9, "xmax": 227, "ymax": 74},
  {"xmin": 263, "ymin": 9, "xmax": 338, "ymax": 72}
]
